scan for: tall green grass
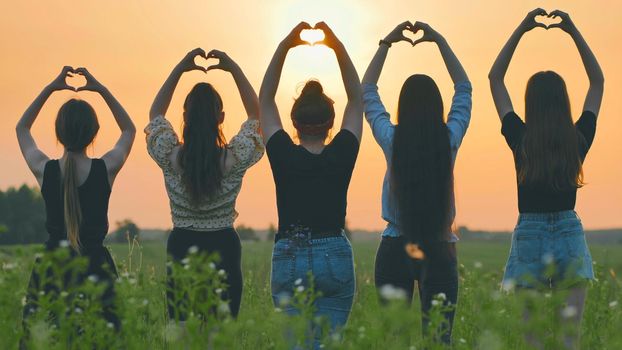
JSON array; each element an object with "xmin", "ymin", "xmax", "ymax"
[{"xmin": 1, "ymin": 240, "xmax": 620, "ymax": 349}]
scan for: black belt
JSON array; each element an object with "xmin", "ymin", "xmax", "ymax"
[{"xmin": 274, "ymin": 226, "xmax": 344, "ymax": 243}]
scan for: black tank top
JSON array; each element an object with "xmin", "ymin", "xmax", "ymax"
[{"xmin": 41, "ymin": 159, "xmax": 111, "ymax": 251}]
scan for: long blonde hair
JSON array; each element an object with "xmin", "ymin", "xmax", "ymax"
[{"xmin": 55, "ymin": 99, "xmax": 100, "ymax": 251}]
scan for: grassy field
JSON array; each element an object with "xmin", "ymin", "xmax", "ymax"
[{"xmin": 1, "ymin": 239, "xmax": 621, "ymax": 349}]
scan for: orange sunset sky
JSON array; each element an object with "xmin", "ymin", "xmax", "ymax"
[{"xmin": 1, "ymin": 1, "xmax": 621, "ymax": 232}]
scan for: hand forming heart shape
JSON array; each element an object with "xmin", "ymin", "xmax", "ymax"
[
  {"xmin": 49, "ymin": 66, "xmax": 103, "ymax": 92},
  {"xmin": 300, "ymin": 29, "xmax": 325, "ymax": 46}
]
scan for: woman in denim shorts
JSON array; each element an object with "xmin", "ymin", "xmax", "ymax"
[
  {"xmin": 489, "ymin": 8, "xmax": 604, "ymax": 349},
  {"xmin": 259, "ymin": 22, "xmax": 363, "ymax": 348}
]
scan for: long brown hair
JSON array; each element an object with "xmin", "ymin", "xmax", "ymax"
[
  {"xmin": 520, "ymin": 71, "xmax": 584, "ymax": 190},
  {"xmin": 291, "ymin": 80, "xmax": 335, "ymax": 141},
  {"xmin": 391, "ymin": 75, "xmax": 453, "ymax": 247},
  {"xmin": 55, "ymin": 99, "xmax": 100, "ymax": 251},
  {"xmin": 179, "ymin": 83, "xmax": 226, "ymax": 203}
]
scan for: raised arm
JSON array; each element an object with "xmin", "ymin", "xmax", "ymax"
[
  {"xmin": 412, "ymin": 22, "xmax": 468, "ymax": 84},
  {"xmin": 16, "ymin": 66, "xmax": 76, "ymax": 186},
  {"xmin": 488, "ymin": 8, "xmax": 547, "ymax": 121},
  {"xmin": 149, "ymin": 48, "xmax": 207, "ymax": 121},
  {"xmin": 315, "ymin": 22, "xmax": 364, "ymax": 142},
  {"xmin": 549, "ymin": 10, "xmax": 604, "ymax": 116},
  {"xmin": 258, "ymin": 22, "xmax": 312, "ymax": 143},
  {"xmin": 75, "ymin": 68, "xmax": 136, "ymax": 185},
  {"xmin": 207, "ymin": 50, "xmax": 259, "ymax": 121},
  {"xmin": 362, "ymin": 21, "xmax": 414, "ymax": 85}
]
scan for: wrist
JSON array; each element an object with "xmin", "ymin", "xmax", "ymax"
[{"xmin": 379, "ymin": 39, "xmax": 392, "ymax": 48}]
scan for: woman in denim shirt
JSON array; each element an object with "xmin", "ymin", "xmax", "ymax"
[
  {"xmin": 362, "ymin": 21, "xmax": 472, "ymax": 344},
  {"xmin": 489, "ymin": 9, "xmax": 604, "ymax": 349},
  {"xmin": 259, "ymin": 22, "xmax": 363, "ymax": 348}
]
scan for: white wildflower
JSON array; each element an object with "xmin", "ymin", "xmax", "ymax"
[
  {"xmin": 87, "ymin": 274, "xmax": 99, "ymax": 283},
  {"xmin": 60, "ymin": 291, "xmax": 69, "ymax": 298},
  {"xmin": 218, "ymin": 302, "xmax": 230, "ymax": 314},
  {"xmin": 277, "ymin": 294, "xmax": 291, "ymax": 307},
  {"xmin": 209, "ymin": 262, "xmax": 216, "ymax": 269},
  {"xmin": 107, "ymin": 322, "xmax": 115, "ymax": 329},
  {"xmin": 181, "ymin": 258, "xmax": 190, "ymax": 265},
  {"xmin": 296, "ymin": 285, "xmax": 305, "ymax": 293},
  {"xmin": 74, "ymin": 307, "xmax": 83, "ymax": 314},
  {"xmin": 609, "ymin": 301, "xmax": 618, "ymax": 308},
  {"xmin": 21, "ymin": 296, "xmax": 27, "ymax": 306},
  {"xmin": 274, "ymin": 307, "xmax": 282, "ymax": 313},
  {"xmin": 431, "ymin": 299, "xmax": 440, "ymax": 306},
  {"xmin": 2, "ymin": 262, "xmax": 16, "ymax": 270},
  {"xmin": 295, "ymin": 278, "xmax": 303, "ymax": 286},
  {"xmin": 187, "ymin": 246, "xmax": 199, "ymax": 255},
  {"xmin": 474, "ymin": 261, "xmax": 483, "ymax": 269},
  {"xmin": 218, "ymin": 269, "xmax": 226, "ymax": 276},
  {"xmin": 142, "ymin": 299, "xmax": 149, "ymax": 306},
  {"xmin": 459, "ymin": 338, "xmax": 466, "ymax": 344},
  {"xmin": 59, "ymin": 240, "xmax": 69, "ymax": 248},
  {"xmin": 561, "ymin": 306, "xmax": 577, "ymax": 319},
  {"xmin": 436, "ymin": 293, "xmax": 446, "ymax": 301},
  {"xmin": 379, "ymin": 284, "xmax": 407, "ymax": 301},
  {"xmin": 501, "ymin": 279, "xmax": 516, "ymax": 292},
  {"xmin": 215, "ymin": 288, "xmax": 223, "ymax": 295}
]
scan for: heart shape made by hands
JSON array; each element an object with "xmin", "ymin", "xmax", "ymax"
[
  {"xmin": 536, "ymin": 13, "xmax": 562, "ymax": 28},
  {"xmin": 300, "ymin": 29, "xmax": 325, "ymax": 45},
  {"xmin": 194, "ymin": 54, "xmax": 211, "ymax": 71},
  {"xmin": 404, "ymin": 26, "xmax": 424, "ymax": 44},
  {"xmin": 65, "ymin": 70, "xmax": 87, "ymax": 91}
]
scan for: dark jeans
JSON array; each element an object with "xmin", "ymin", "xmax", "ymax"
[
  {"xmin": 166, "ymin": 227, "xmax": 243, "ymax": 320},
  {"xmin": 375, "ymin": 236, "xmax": 458, "ymax": 344}
]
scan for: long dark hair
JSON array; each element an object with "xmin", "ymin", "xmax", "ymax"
[
  {"xmin": 520, "ymin": 71, "xmax": 584, "ymax": 190},
  {"xmin": 391, "ymin": 75, "xmax": 453, "ymax": 247},
  {"xmin": 55, "ymin": 99, "xmax": 100, "ymax": 251},
  {"xmin": 291, "ymin": 80, "xmax": 335, "ymax": 141},
  {"xmin": 179, "ymin": 83, "xmax": 226, "ymax": 203}
]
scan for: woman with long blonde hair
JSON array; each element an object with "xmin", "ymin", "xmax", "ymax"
[{"xmin": 16, "ymin": 66, "xmax": 136, "ymax": 341}]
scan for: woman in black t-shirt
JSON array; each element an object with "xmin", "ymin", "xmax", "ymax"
[
  {"xmin": 259, "ymin": 22, "xmax": 363, "ymax": 348},
  {"xmin": 489, "ymin": 9, "xmax": 604, "ymax": 348}
]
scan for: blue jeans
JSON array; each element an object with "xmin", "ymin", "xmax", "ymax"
[
  {"xmin": 503, "ymin": 211, "xmax": 594, "ymax": 289},
  {"xmin": 271, "ymin": 234, "xmax": 355, "ymax": 348}
]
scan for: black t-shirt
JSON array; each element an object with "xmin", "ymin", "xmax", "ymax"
[
  {"xmin": 501, "ymin": 110, "xmax": 597, "ymax": 213},
  {"xmin": 266, "ymin": 129, "xmax": 359, "ymax": 232}
]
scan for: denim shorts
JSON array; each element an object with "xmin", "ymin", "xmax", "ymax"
[
  {"xmin": 271, "ymin": 233, "xmax": 355, "ymax": 343},
  {"xmin": 502, "ymin": 211, "xmax": 594, "ymax": 290}
]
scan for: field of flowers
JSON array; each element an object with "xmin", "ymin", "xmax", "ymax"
[{"xmin": 1, "ymin": 240, "xmax": 621, "ymax": 349}]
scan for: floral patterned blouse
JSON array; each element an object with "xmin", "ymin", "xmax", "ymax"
[{"xmin": 145, "ymin": 116, "xmax": 264, "ymax": 230}]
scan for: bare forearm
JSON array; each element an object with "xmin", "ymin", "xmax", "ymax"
[
  {"xmin": 101, "ymin": 87, "xmax": 136, "ymax": 133},
  {"xmin": 259, "ymin": 42, "xmax": 288, "ymax": 103},
  {"xmin": 570, "ymin": 28, "xmax": 604, "ymax": 85},
  {"xmin": 150, "ymin": 67, "xmax": 183, "ymax": 120},
  {"xmin": 489, "ymin": 27, "xmax": 523, "ymax": 80},
  {"xmin": 362, "ymin": 45, "xmax": 389, "ymax": 85},
  {"xmin": 230, "ymin": 64, "xmax": 259, "ymax": 120},
  {"xmin": 334, "ymin": 42, "xmax": 362, "ymax": 104},
  {"xmin": 437, "ymin": 37, "xmax": 468, "ymax": 84},
  {"xmin": 17, "ymin": 86, "xmax": 54, "ymax": 130}
]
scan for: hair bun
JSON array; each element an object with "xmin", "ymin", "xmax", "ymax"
[{"xmin": 301, "ymin": 80, "xmax": 324, "ymax": 96}]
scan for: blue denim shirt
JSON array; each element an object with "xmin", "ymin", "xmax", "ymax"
[{"xmin": 363, "ymin": 81, "xmax": 473, "ymax": 240}]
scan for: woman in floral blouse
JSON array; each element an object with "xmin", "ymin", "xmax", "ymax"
[{"xmin": 145, "ymin": 48, "xmax": 263, "ymax": 322}]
